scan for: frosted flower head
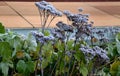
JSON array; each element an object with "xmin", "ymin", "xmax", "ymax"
[
  {"xmin": 46, "ymin": 5, "xmax": 55, "ymax": 11},
  {"xmin": 55, "ymin": 10, "xmax": 62, "ymax": 16},
  {"xmin": 63, "ymin": 10, "xmax": 71, "ymax": 16},
  {"xmin": 44, "ymin": 35, "xmax": 55, "ymax": 41},
  {"xmin": 31, "ymin": 31, "xmax": 54, "ymax": 44},
  {"xmin": 78, "ymin": 8, "xmax": 83, "ymax": 12},
  {"xmin": 35, "ymin": 2, "xmax": 45, "ymax": 11},
  {"xmin": 83, "ymin": 14, "xmax": 89, "ymax": 18},
  {"xmin": 93, "ymin": 46, "xmax": 109, "ymax": 61},
  {"xmin": 39, "ymin": 0, "xmax": 49, "ymax": 5},
  {"xmin": 75, "ymin": 23, "xmax": 92, "ymax": 39},
  {"xmin": 50, "ymin": 28, "xmax": 65, "ymax": 41},
  {"xmin": 80, "ymin": 44, "xmax": 95, "ymax": 61},
  {"xmin": 80, "ymin": 45, "xmax": 109, "ymax": 63},
  {"xmin": 35, "ymin": 1, "xmax": 62, "ymax": 17},
  {"xmin": 66, "ymin": 51, "xmax": 72, "ymax": 57},
  {"xmin": 31, "ymin": 31, "xmax": 44, "ymax": 38},
  {"xmin": 56, "ymin": 21, "xmax": 73, "ymax": 32}
]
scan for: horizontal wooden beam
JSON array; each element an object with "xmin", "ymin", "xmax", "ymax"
[{"xmin": 0, "ymin": 0, "xmax": 120, "ymax": 2}]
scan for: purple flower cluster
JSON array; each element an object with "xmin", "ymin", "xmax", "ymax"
[
  {"xmin": 93, "ymin": 46, "xmax": 109, "ymax": 61},
  {"xmin": 75, "ymin": 23, "xmax": 93, "ymax": 39},
  {"xmin": 80, "ymin": 44, "xmax": 109, "ymax": 62},
  {"xmin": 63, "ymin": 9, "xmax": 93, "ymax": 40},
  {"xmin": 56, "ymin": 21, "xmax": 73, "ymax": 32},
  {"xmin": 63, "ymin": 10, "xmax": 89, "ymax": 24},
  {"xmin": 31, "ymin": 31, "xmax": 54, "ymax": 44},
  {"xmin": 65, "ymin": 51, "xmax": 72, "ymax": 57},
  {"xmin": 80, "ymin": 45, "xmax": 95, "ymax": 61},
  {"xmin": 50, "ymin": 21, "xmax": 74, "ymax": 42},
  {"xmin": 78, "ymin": 8, "xmax": 83, "ymax": 12},
  {"xmin": 35, "ymin": 1, "xmax": 62, "ymax": 16},
  {"xmin": 50, "ymin": 28, "xmax": 65, "ymax": 42}
]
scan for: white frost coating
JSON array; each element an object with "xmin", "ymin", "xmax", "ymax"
[{"xmin": 35, "ymin": 1, "xmax": 62, "ymax": 16}]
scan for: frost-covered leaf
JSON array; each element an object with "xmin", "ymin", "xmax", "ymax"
[
  {"xmin": 0, "ymin": 62, "xmax": 9, "ymax": 76},
  {"xmin": 8, "ymin": 36, "xmax": 23, "ymax": 51}
]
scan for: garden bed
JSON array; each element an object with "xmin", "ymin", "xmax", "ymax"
[{"xmin": 0, "ymin": 1, "xmax": 120, "ymax": 76}]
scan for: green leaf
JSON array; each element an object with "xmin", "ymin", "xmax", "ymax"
[
  {"xmin": 80, "ymin": 65, "xmax": 88, "ymax": 76},
  {"xmin": 107, "ymin": 43, "xmax": 119, "ymax": 60},
  {"xmin": 16, "ymin": 60, "xmax": 26, "ymax": 73},
  {"xmin": 24, "ymin": 33, "xmax": 37, "ymax": 52},
  {"xmin": 116, "ymin": 33, "xmax": 120, "ymax": 54},
  {"xmin": 12, "ymin": 50, "xmax": 17, "ymax": 57},
  {"xmin": 74, "ymin": 50, "xmax": 85, "ymax": 62},
  {"xmin": 41, "ymin": 59, "xmax": 49, "ymax": 69},
  {"xmin": 103, "ymin": 67, "xmax": 110, "ymax": 74},
  {"xmin": 0, "ymin": 42, "xmax": 12, "ymax": 61},
  {"xmin": 16, "ymin": 60, "xmax": 35, "ymax": 76},
  {"xmin": 110, "ymin": 60, "xmax": 120, "ymax": 76},
  {"xmin": 67, "ymin": 40, "xmax": 74, "ymax": 50},
  {"xmin": 25, "ymin": 53, "xmax": 31, "ymax": 60},
  {"xmin": 59, "ymin": 60, "xmax": 64, "ymax": 73},
  {"xmin": 10, "ymin": 36, "xmax": 23, "ymax": 51},
  {"xmin": 0, "ymin": 62, "xmax": 9, "ymax": 76},
  {"xmin": 74, "ymin": 51, "xmax": 81, "ymax": 61},
  {"xmin": 26, "ymin": 61, "xmax": 35, "ymax": 73},
  {"xmin": 107, "ymin": 44, "xmax": 114, "ymax": 57},
  {"xmin": 117, "ymin": 66, "xmax": 120, "ymax": 76},
  {"xmin": 44, "ymin": 30, "xmax": 50, "ymax": 36},
  {"xmin": 56, "ymin": 41, "xmax": 64, "ymax": 51},
  {"xmin": 0, "ymin": 23, "xmax": 5, "ymax": 34}
]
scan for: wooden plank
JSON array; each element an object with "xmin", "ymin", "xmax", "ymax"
[{"xmin": 0, "ymin": 0, "xmax": 120, "ymax": 2}]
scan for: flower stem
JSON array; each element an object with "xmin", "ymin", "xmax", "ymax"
[{"xmin": 70, "ymin": 61, "xmax": 76, "ymax": 76}]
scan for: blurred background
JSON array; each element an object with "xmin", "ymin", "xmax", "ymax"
[{"xmin": 0, "ymin": 0, "xmax": 120, "ymax": 28}]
